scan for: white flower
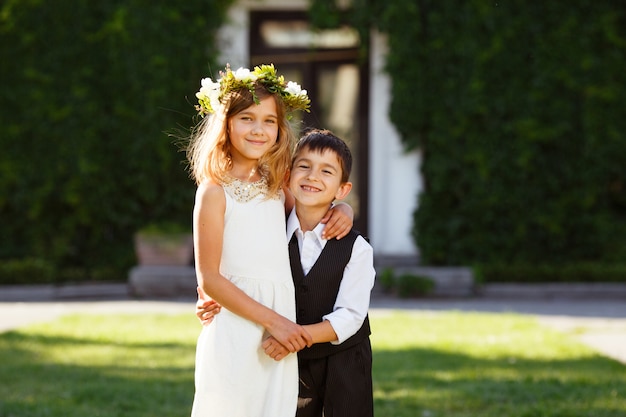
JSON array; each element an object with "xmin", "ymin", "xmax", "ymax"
[
  {"xmin": 201, "ymin": 77, "xmax": 219, "ymax": 89},
  {"xmin": 195, "ymin": 64, "xmax": 309, "ymax": 115},
  {"xmin": 233, "ymin": 67, "xmax": 257, "ymax": 82},
  {"xmin": 203, "ymin": 77, "xmax": 220, "ymax": 92},
  {"xmin": 196, "ymin": 78, "xmax": 222, "ymax": 112},
  {"xmin": 196, "ymin": 78, "xmax": 218, "ymax": 98},
  {"xmin": 208, "ymin": 92, "xmax": 220, "ymax": 112},
  {"xmin": 286, "ymin": 81, "xmax": 306, "ymax": 96}
]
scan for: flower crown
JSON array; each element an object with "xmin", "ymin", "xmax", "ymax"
[{"xmin": 195, "ymin": 64, "xmax": 311, "ymax": 116}]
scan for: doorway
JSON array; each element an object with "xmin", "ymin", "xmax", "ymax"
[{"xmin": 249, "ymin": 11, "xmax": 369, "ymax": 234}]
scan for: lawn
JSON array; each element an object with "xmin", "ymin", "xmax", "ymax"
[{"xmin": 0, "ymin": 310, "xmax": 623, "ymax": 416}]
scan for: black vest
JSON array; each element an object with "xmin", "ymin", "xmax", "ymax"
[{"xmin": 289, "ymin": 230, "xmax": 371, "ymax": 359}]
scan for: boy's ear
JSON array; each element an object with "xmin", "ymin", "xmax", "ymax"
[{"xmin": 334, "ymin": 181, "xmax": 352, "ymax": 201}]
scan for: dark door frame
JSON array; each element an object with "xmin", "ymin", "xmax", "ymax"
[{"xmin": 249, "ymin": 10, "xmax": 370, "ymax": 235}]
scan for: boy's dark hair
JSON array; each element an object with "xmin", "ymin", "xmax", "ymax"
[{"xmin": 293, "ymin": 128, "xmax": 352, "ymax": 182}]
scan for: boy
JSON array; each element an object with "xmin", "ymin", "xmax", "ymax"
[
  {"xmin": 264, "ymin": 128, "xmax": 375, "ymax": 417},
  {"xmin": 198, "ymin": 129, "xmax": 375, "ymax": 417}
]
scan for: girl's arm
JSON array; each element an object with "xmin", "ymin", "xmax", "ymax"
[
  {"xmin": 194, "ymin": 182, "xmax": 312, "ymax": 352},
  {"xmin": 196, "ymin": 287, "xmax": 221, "ymax": 325},
  {"xmin": 262, "ymin": 321, "xmax": 337, "ymax": 361}
]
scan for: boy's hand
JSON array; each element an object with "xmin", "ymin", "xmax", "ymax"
[
  {"xmin": 262, "ymin": 336, "xmax": 291, "ymax": 361},
  {"xmin": 196, "ymin": 287, "xmax": 221, "ymax": 325},
  {"xmin": 321, "ymin": 203, "xmax": 353, "ymax": 240}
]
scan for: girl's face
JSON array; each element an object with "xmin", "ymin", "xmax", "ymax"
[{"xmin": 228, "ymin": 96, "xmax": 279, "ymax": 165}]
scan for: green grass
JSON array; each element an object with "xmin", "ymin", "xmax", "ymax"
[
  {"xmin": 0, "ymin": 311, "xmax": 624, "ymax": 417},
  {"xmin": 372, "ymin": 312, "xmax": 625, "ymax": 416}
]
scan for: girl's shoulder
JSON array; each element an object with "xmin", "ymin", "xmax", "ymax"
[{"xmin": 195, "ymin": 179, "xmax": 225, "ymax": 204}]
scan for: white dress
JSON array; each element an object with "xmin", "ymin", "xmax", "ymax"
[{"xmin": 191, "ymin": 177, "xmax": 298, "ymax": 417}]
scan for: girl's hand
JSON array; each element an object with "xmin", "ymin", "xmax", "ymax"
[
  {"xmin": 265, "ymin": 315, "xmax": 313, "ymax": 353},
  {"xmin": 196, "ymin": 287, "xmax": 222, "ymax": 325},
  {"xmin": 262, "ymin": 336, "xmax": 291, "ymax": 361},
  {"xmin": 321, "ymin": 202, "xmax": 354, "ymax": 240}
]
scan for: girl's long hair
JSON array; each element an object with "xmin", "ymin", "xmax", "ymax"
[{"xmin": 187, "ymin": 84, "xmax": 295, "ymax": 197}]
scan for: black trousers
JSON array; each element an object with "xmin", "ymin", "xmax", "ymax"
[{"xmin": 296, "ymin": 338, "xmax": 373, "ymax": 417}]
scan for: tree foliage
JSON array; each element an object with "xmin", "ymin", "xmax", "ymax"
[{"xmin": 0, "ymin": 1, "xmax": 232, "ymax": 278}]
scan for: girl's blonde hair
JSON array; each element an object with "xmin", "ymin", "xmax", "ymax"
[{"xmin": 187, "ymin": 84, "xmax": 295, "ymax": 197}]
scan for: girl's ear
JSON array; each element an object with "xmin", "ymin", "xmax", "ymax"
[{"xmin": 334, "ymin": 181, "xmax": 352, "ymax": 201}]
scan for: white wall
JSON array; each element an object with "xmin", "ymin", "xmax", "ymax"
[
  {"xmin": 217, "ymin": 3, "xmax": 422, "ymax": 257},
  {"xmin": 368, "ymin": 31, "xmax": 421, "ymax": 256}
]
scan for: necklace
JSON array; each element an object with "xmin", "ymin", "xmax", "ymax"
[
  {"xmin": 222, "ymin": 166, "xmax": 272, "ymax": 203},
  {"xmin": 245, "ymin": 166, "xmax": 256, "ymax": 185}
]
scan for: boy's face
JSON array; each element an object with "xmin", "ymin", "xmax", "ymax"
[{"xmin": 289, "ymin": 147, "xmax": 352, "ymax": 209}]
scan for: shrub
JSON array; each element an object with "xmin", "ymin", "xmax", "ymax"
[
  {"xmin": 378, "ymin": 267, "xmax": 395, "ymax": 293},
  {"xmin": 378, "ymin": 268, "xmax": 435, "ymax": 298},
  {"xmin": 312, "ymin": 0, "xmax": 626, "ymax": 267},
  {"xmin": 396, "ymin": 274, "xmax": 434, "ymax": 298},
  {"xmin": 0, "ymin": 1, "xmax": 232, "ymax": 278},
  {"xmin": 0, "ymin": 258, "xmax": 56, "ymax": 285},
  {"xmin": 477, "ymin": 263, "xmax": 626, "ymax": 283}
]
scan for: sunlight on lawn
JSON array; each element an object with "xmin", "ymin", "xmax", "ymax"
[
  {"xmin": 0, "ymin": 310, "xmax": 623, "ymax": 417},
  {"xmin": 370, "ymin": 311, "xmax": 625, "ymax": 417}
]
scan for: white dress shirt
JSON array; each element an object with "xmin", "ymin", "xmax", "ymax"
[{"xmin": 286, "ymin": 209, "xmax": 376, "ymax": 344}]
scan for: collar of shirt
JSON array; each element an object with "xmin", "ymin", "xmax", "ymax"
[
  {"xmin": 286, "ymin": 209, "xmax": 327, "ymax": 274},
  {"xmin": 286, "ymin": 209, "xmax": 327, "ymax": 243}
]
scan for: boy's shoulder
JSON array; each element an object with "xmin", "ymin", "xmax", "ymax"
[{"xmin": 327, "ymin": 229, "xmax": 372, "ymax": 252}]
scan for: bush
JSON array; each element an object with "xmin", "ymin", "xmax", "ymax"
[
  {"xmin": 377, "ymin": 268, "xmax": 434, "ymax": 298},
  {"xmin": 326, "ymin": 0, "xmax": 626, "ymax": 267},
  {"xmin": 477, "ymin": 263, "xmax": 626, "ymax": 283},
  {"xmin": 0, "ymin": 258, "xmax": 56, "ymax": 285},
  {"xmin": 396, "ymin": 274, "xmax": 434, "ymax": 298},
  {"xmin": 378, "ymin": 267, "xmax": 395, "ymax": 293},
  {"xmin": 0, "ymin": 1, "xmax": 232, "ymax": 278},
  {"xmin": 0, "ymin": 259, "xmax": 125, "ymax": 286}
]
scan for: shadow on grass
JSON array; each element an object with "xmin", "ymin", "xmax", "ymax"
[
  {"xmin": 0, "ymin": 330, "xmax": 196, "ymax": 417},
  {"xmin": 1, "ymin": 326, "xmax": 624, "ymax": 417},
  {"xmin": 373, "ymin": 347, "xmax": 626, "ymax": 417}
]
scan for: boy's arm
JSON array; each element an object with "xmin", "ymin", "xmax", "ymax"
[
  {"xmin": 322, "ymin": 235, "xmax": 375, "ymax": 344},
  {"xmin": 302, "ymin": 320, "xmax": 338, "ymax": 344},
  {"xmin": 263, "ymin": 235, "xmax": 375, "ymax": 361}
]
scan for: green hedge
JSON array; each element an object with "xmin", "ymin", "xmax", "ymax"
[
  {"xmin": 0, "ymin": 1, "xmax": 232, "ymax": 282},
  {"xmin": 331, "ymin": 0, "xmax": 625, "ymax": 267},
  {"xmin": 0, "ymin": 258, "xmax": 56, "ymax": 285},
  {"xmin": 477, "ymin": 263, "xmax": 626, "ymax": 284}
]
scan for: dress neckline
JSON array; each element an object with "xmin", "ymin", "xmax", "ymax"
[{"xmin": 221, "ymin": 175, "xmax": 274, "ymax": 203}]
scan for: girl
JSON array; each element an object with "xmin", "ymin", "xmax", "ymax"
[{"xmin": 187, "ymin": 64, "xmax": 352, "ymax": 417}]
